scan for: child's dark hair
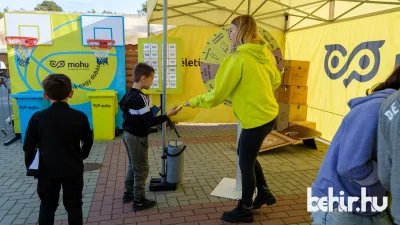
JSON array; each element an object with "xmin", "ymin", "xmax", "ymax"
[
  {"xmin": 366, "ymin": 65, "xmax": 400, "ymax": 95},
  {"xmin": 42, "ymin": 74, "xmax": 72, "ymax": 101},
  {"xmin": 133, "ymin": 62, "xmax": 155, "ymax": 82}
]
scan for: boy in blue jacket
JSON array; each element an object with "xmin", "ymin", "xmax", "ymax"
[{"xmin": 310, "ymin": 67, "xmax": 400, "ymax": 224}]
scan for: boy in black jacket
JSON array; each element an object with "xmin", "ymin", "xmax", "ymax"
[
  {"xmin": 23, "ymin": 74, "xmax": 93, "ymax": 225},
  {"xmin": 119, "ymin": 63, "xmax": 181, "ymax": 211}
]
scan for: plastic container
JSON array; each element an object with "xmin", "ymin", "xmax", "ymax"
[
  {"xmin": 12, "ymin": 91, "xmax": 50, "ymax": 143},
  {"xmin": 87, "ymin": 90, "xmax": 118, "ymax": 141},
  {"xmin": 166, "ymin": 140, "xmax": 186, "ymax": 184}
]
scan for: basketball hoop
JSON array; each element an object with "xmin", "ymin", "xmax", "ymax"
[
  {"xmin": 87, "ymin": 39, "xmax": 115, "ymax": 65},
  {"xmin": 5, "ymin": 36, "xmax": 38, "ymax": 67}
]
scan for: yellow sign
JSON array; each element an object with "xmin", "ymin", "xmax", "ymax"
[
  {"xmin": 138, "ymin": 37, "xmax": 183, "ymax": 95},
  {"xmin": 286, "ymin": 11, "xmax": 400, "ymax": 141}
]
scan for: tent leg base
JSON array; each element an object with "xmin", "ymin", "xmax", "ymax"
[
  {"xmin": 210, "ymin": 178, "xmax": 242, "ymax": 200},
  {"xmin": 149, "ymin": 178, "xmax": 177, "ymax": 191},
  {"xmin": 4, "ymin": 133, "xmax": 21, "ymax": 146}
]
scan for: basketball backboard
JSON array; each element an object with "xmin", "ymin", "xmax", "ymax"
[
  {"xmin": 80, "ymin": 15, "xmax": 124, "ymax": 47},
  {"xmin": 4, "ymin": 13, "xmax": 53, "ymax": 45}
]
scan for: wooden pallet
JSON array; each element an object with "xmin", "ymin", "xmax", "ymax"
[{"xmin": 232, "ymin": 125, "xmax": 322, "ymax": 152}]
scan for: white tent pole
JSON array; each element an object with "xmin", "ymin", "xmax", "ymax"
[
  {"xmin": 147, "ymin": 20, "xmax": 152, "ymax": 107},
  {"xmin": 161, "ymin": 0, "xmax": 168, "ymax": 182}
]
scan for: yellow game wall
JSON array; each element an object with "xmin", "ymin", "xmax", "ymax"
[{"xmin": 5, "ymin": 12, "xmax": 126, "ymax": 133}]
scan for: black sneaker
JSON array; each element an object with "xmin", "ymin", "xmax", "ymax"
[
  {"xmin": 222, "ymin": 200, "xmax": 253, "ymax": 223},
  {"xmin": 132, "ymin": 198, "xmax": 157, "ymax": 212},
  {"xmin": 123, "ymin": 192, "xmax": 134, "ymax": 203},
  {"xmin": 252, "ymin": 186, "xmax": 276, "ymax": 209}
]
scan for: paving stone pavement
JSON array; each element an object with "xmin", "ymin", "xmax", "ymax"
[
  {"xmin": 0, "ymin": 139, "xmax": 109, "ymax": 225},
  {"xmin": 1, "ymin": 124, "xmax": 328, "ymax": 224}
]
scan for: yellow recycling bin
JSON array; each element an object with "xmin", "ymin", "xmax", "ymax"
[{"xmin": 88, "ymin": 90, "xmax": 118, "ymax": 141}]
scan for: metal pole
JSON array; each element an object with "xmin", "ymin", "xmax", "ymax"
[
  {"xmin": 147, "ymin": 21, "xmax": 150, "ymax": 38},
  {"xmin": 147, "ymin": 18, "xmax": 152, "ymax": 106},
  {"xmin": 329, "ymin": 0, "xmax": 335, "ymax": 21},
  {"xmin": 161, "ymin": 0, "xmax": 168, "ymax": 182},
  {"xmin": 284, "ymin": 13, "xmax": 289, "ymax": 32},
  {"xmin": 248, "ymin": 0, "xmax": 251, "ymax": 14}
]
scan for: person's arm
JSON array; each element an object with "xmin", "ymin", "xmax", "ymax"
[
  {"xmin": 80, "ymin": 114, "xmax": 93, "ymax": 160},
  {"xmin": 336, "ymin": 106, "xmax": 380, "ymax": 186},
  {"xmin": 189, "ymin": 54, "xmax": 242, "ymax": 109},
  {"xmin": 267, "ymin": 50, "xmax": 281, "ymax": 92},
  {"xmin": 133, "ymin": 94, "xmax": 169, "ymax": 128},
  {"xmin": 143, "ymin": 111, "xmax": 168, "ymax": 128},
  {"xmin": 377, "ymin": 115, "xmax": 391, "ymax": 190},
  {"xmin": 23, "ymin": 114, "xmax": 38, "ymax": 169}
]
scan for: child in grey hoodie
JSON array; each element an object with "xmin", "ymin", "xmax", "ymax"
[{"xmin": 377, "ymin": 66, "xmax": 400, "ymax": 225}]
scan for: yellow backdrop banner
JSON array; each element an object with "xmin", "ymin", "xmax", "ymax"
[
  {"xmin": 286, "ymin": 11, "xmax": 400, "ymax": 141},
  {"xmin": 150, "ymin": 25, "xmax": 285, "ymax": 124}
]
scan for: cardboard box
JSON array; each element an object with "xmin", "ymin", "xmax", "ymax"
[
  {"xmin": 289, "ymin": 121, "xmax": 316, "ymax": 130},
  {"xmin": 274, "ymin": 89, "xmax": 280, "ymax": 102},
  {"xmin": 279, "ymin": 85, "xmax": 308, "ymax": 104},
  {"xmin": 283, "ymin": 60, "xmax": 310, "ymax": 86},
  {"xmin": 277, "ymin": 103, "xmax": 307, "ymax": 130}
]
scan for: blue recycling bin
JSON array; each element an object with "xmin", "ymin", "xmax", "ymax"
[{"xmin": 12, "ymin": 91, "xmax": 50, "ymax": 143}]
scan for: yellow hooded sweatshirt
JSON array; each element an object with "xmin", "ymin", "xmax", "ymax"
[{"xmin": 189, "ymin": 43, "xmax": 281, "ymax": 129}]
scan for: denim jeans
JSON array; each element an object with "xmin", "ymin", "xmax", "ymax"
[
  {"xmin": 311, "ymin": 210, "xmax": 393, "ymax": 225},
  {"xmin": 123, "ymin": 131, "xmax": 149, "ymax": 201}
]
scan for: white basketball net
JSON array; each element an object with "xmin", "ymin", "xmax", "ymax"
[
  {"xmin": 87, "ymin": 40, "xmax": 115, "ymax": 65},
  {"xmin": 5, "ymin": 37, "xmax": 38, "ymax": 67}
]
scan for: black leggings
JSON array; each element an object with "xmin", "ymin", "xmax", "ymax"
[{"xmin": 237, "ymin": 119, "xmax": 276, "ymax": 205}]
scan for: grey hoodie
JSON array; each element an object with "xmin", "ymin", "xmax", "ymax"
[{"xmin": 378, "ymin": 89, "xmax": 400, "ymax": 224}]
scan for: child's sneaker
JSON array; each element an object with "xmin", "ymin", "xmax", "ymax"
[
  {"xmin": 123, "ymin": 192, "xmax": 134, "ymax": 203},
  {"xmin": 132, "ymin": 198, "xmax": 157, "ymax": 211}
]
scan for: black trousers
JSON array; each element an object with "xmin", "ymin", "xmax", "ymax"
[
  {"xmin": 37, "ymin": 173, "xmax": 84, "ymax": 225},
  {"xmin": 238, "ymin": 119, "xmax": 276, "ymax": 205}
]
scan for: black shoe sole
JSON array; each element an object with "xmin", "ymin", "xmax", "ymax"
[
  {"xmin": 123, "ymin": 195, "xmax": 134, "ymax": 203},
  {"xmin": 253, "ymin": 196, "xmax": 277, "ymax": 209},
  {"xmin": 132, "ymin": 203, "xmax": 157, "ymax": 212},
  {"xmin": 221, "ymin": 216, "xmax": 254, "ymax": 223},
  {"xmin": 133, "ymin": 206, "xmax": 156, "ymax": 212},
  {"xmin": 123, "ymin": 198, "xmax": 133, "ymax": 203}
]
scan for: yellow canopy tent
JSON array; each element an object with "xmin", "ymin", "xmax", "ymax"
[
  {"xmin": 147, "ymin": 0, "xmax": 400, "ymax": 32},
  {"xmin": 145, "ymin": 0, "xmax": 400, "ymax": 200},
  {"xmin": 146, "ymin": 0, "xmax": 400, "ymax": 142}
]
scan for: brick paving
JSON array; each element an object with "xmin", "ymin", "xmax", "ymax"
[
  {"xmin": 0, "ymin": 141, "xmax": 108, "ymax": 224},
  {"xmin": 0, "ymin": 124, "xmax": 328, "ymax": 224}
]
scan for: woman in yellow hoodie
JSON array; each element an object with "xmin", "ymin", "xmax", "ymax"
[{"xmin": 184, "ymin": 15, "xmax": 281, "ymax": 223}]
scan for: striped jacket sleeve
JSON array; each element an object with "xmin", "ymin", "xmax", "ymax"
[{"xmin": 134, "ymin": 93, "xmax": 168, "ymax": 128}]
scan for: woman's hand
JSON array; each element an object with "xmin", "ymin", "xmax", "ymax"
[{"xmin": 184, "ymin": 101, "xmax": 190, "ymax": 107}]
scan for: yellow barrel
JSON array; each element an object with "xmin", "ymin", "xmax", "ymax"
[{"xmin": 87, "ymin": 90, "xmax": 118, "ymax": 141}]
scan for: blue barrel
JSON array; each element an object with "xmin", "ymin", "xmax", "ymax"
[{"xmin": 12, "ymin": 91, "xmax": 50, "ymax": 143}]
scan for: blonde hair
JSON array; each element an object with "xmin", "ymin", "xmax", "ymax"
[{"xmin": 231, "ymin": 15, "xmax": 262, "ymax": 52}]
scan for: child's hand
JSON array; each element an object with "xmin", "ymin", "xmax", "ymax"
[{"xmin": 166, "ymin": 106, "xmax": 182, "ymax": 117}]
